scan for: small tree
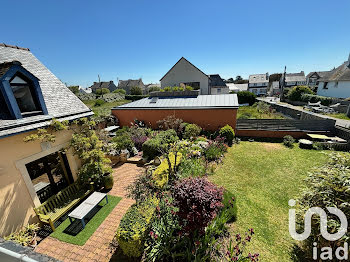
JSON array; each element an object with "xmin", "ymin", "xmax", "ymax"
[
  {"xmin": 113, "ymin": 88, "xmax": 126, "ymax": 95},
  {"xmin": 68, "ymin": 85, "xmax": 79, "ymax": 94},
  {"xmin": 96, "ymin": 88, "xmax": 110, "ymax": 95},
  {"xmin": 130, "ymin": 86, "xmax": 142, "ymax": 95},
  {"xmin": 287, "ymin": 86, "xmax": 313, "ymax": 101}
]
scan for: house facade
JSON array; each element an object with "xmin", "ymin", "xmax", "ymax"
[
  {"xmin": 90, "ymin": 81, "xmax": 117, "ymax": 93},
  {"xmin": 317, "ymin": 56, "xmax": 350, "ymax": 98},
  {"xmin": 118, "ymin": 79, "xmax": 146, "ymax": 95},
  {"xmin": 248, "ymin": 73, "xmax": 269, "ymax": 95},
  {"xmin": 0, "ymin": 44, "xmax": 93, "ymax": 236},
  {"xmin": 306, "ymin": 71, "xmax": 330, "ymax": 87},
  {"xmin": 281, "ymin": 71, "xmax": 306, "ymax": 87},
  {"xmin": 208, "ymin": 74, "xmax": 229, "ymax": 95},
  {"xmin": 112, "ymin": 93, "xmax": 238, "ymax": 130}
]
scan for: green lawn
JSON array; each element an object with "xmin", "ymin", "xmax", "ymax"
[
  {"xmin": 325, "ymin": 112, "xmax": 350, "ymax": 120},
  {"xmin": 83, "ymin": 100, "xmax": 131, "ymax": 117},
  {"xmin": 210, "ymin": 142, "xmax": 329, "ymax": 261},
  {"xmin": 50, "ymin": 195, "xmax": 121, "ymax": 245},
  {"xmin": 237, "ymin": 106, "xmax": 285, "ymax": 119}
]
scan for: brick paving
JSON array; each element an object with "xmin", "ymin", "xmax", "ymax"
[{"xmin": 35, "ymin": 163, "xmax": 144, "ymax": 262}]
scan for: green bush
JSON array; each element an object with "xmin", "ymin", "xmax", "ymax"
[
  {"xmin": 237, "ymin": 91, "xmax": 256, "ymax": 105},
  {"xmin": 94, "ymin": 99, "xmax": 105, "ymax": 107},
  {"xmin": 300, "ymin": 93, "xmax": 333, "ymax": 106},
  {"xmin": 152, "ymin": 152, "xmax": 182, "ymax": 188},
  {"xmin": 185, "ymin": 85, "xmax": 193, "ymax": 91},
  {"xmin": 178, "ymin": 157, "xmax": 206, "ymax": 178},
  {"xmin": 130, "ymin": 86, "xmax": 143, "ymax": 95},
  {"xmin": 287, "ymin": 86, "xmax": 313, "ymax": 101},
  {"xmin": 103, "ymin": 174, "xmax": 114, "ymax": 189},
  {"xmin": 219, "ymin": 125, "xmax": 235, "ymax": 145},
  {"xmin": 283, "ymin": 135, "xmax": 295, "ymax": 148},
  {"xmin": 149, "ymin": 86, "xmax": 161, "ymax": 92},
  {"xmin": 95, "ymin": 88, "xmax": 110, "ymax": 95},
  {"xmin": 112, "ymin": 129, "xmax": 134, "ymax": 153},
  {"xmin": 183, "ymin": 124, "xmax": 202, "ymax": 139},
  {"xmin": 116, "ymin": 195, "xmax": 159, "ymax": 257},
  {"xmin": 113, "ymin": 88, "xmax": 126, "ymax": 95},
  {"xmin": 142, "ymin": 130, "xmax": 178, "ymax": 159},
  {"xmin": 125, "ymin": 95, "xmax": 148, "ymax": 101}
]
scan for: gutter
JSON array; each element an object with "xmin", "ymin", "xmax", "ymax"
[
  {"xmin": 112, "ymin": 106, "xmax": 239, "ymax": 110},
  {"xmin": 0, "ymin": 246, "xmax": 39, "ymax": 262}
]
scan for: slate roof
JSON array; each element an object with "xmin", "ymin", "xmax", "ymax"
[
  {"xmin": 0, "ymin": 44, "xmax": 93, "ymax": 137},
  {"xmin": 90, "ymin": 81, "xmax": 117, "ymax": 92},
  {"xmin": 306, "ymin": 71, "xmax": 330, "ymax": 79},
  {"xmin": 285, "ymin": 72, "xmax": 306, "ymax": 82},
  {"xmin": 113, "ymin": 94, "xmax": 239, "ymax": 109},
  {"xmin": 209, "ymin": 74, "xmax": 227, "ymax": 87},
  {"xmin": 118, "ymin": 79, "xmax": 145, "ymax": 88},
  {"xmin": 249, "ymin": 74, "xmax": 269, "ymax": 83},
  {"xmin": 318, "ymin": 62, "xmax": 350, "ymax": 82}
]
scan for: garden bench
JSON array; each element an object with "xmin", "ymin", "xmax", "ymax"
[{"xmin": 34, "ymin": 182, "xmax": 94, "ymax": 231}]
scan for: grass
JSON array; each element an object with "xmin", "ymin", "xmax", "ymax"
[
  {"xmin": 83, "ymin": 100, "xmax": 130, "ymax": 116},
  {"xmin": 210, "ymin": 142, "xmax": 329, "ymax": 261},
  {"xmin": 50, "ymin": 195, "xmax": 121, "ymax": 245},
  {"xmin": 237, "ymin": 106, "xmax": 285, "ymax": 119},
  {"xmin": 325, "ymin": 112, "xmax": 350, "ymax": 120}
]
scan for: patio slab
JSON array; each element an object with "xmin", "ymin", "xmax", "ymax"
[{"xmin": 35, "ymin": 163, "xmax": 144, "ymax": 262}]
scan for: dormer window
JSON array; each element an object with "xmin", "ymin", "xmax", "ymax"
[
  {"xmin": 0, "ymin": 61, "xmax": 48, "ymax": 120},
  {"xmin": 10, "ymin": 75, "xmax": 41, "ymax": 116}
]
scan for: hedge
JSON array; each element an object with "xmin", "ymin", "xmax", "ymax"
[
  {"xmin": 125, "ymin": 95, "xmax": 149, "ymax": 101},
  {"xmin": 116, "ymin": 195, "xmax": 159, "ymax": 257},
  {"xmin": 152, "ymin": 152, "xmax": 182, "ymax": 189},
  {"xmin": 300, "ymin": 93, "xmax": 334, "ymax": 106},
  {"xmin": 237, "ymin": 91, "xmax": 256, "ymax": 105}
]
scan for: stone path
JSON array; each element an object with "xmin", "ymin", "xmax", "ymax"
[{"xmin": 35, "ymin": 163, "xmax": 143, "ymax": 262}]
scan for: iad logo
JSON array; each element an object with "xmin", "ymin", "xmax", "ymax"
[{"xmin": 288, "ymin": 199, "xmax": 349, "ymax": 260}]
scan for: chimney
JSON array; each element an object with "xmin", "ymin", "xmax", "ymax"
[
  {"xmin": 301, "ymin": 71, "xmax": 305, "ymax": 75},
  {"xmin": 266, "ymin": 72, "xmax": 269, "ymax": 80},
  {"xmin": 93, "ymin": 82, "xmax": 97, "ymax": 84},
  {"xmin": 110, "ymin": 80, "xmax": 113, "ymax": 84}
]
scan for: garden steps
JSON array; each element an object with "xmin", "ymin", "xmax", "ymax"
[{"xmin": 126, "ymin": 156, "xmax": 145, "ymax": 165}]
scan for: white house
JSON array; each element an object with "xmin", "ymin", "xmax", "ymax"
[
  {"xmin": 248, "ymin": 73, "xmax": 269, "ymax": 95},
  {"xmin": 306, "ymin": 71, "xmax": 330, "ymax": 87},
  {"xmin": 317, "ymin": 55, "xmax": 350, "ymax": 98},
  {"xmin": 226, "ymin": 83, "xmax": 248, "ymax": 93},
  {"xmin": 160, "ymin": 57, "xmax": 229, "ymax": 95},
  {"xmin": 282, "ymin": 71, "xmax": 306, "ymax": 87}
]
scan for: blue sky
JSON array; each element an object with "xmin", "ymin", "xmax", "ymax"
[{"xmin": 2, "ymin": 0, "xmax": 350, "ymax": 87}]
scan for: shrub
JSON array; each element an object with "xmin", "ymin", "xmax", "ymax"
[
  {"xmin": 173, "ymin": 177, "xmax": 223, "ymax": 234},
  {"xmin": 178, "ymin": 157, "xmax": 206, "ymax": 178},
  {"xmin": 142, "ymin": 130, "xmax": 178, "ymax": 159},
  {"xmin": 112, "ymin": 129, "xmax": 134, "ymax": 153},
  {"xmin": 5, "ymin": 224, "xmax": 40, "ymax": 247},
  {"xmin": 94, "ymin": 99, "xmax": 105, "ymax": 107},
  {"xmin": 183, "ymin": 124, "xmax": 202, "ymax": 140},
  {"xmin": 113, "ymin": 88, "xmax": 126, "ymax": 94},
  {"xmin": 300, "ymin": 93, "xmax": 333, "ymax": 106},
  {"xmin": 283, "ymin": 135, "xmax": 295, "ymax": 148},
  {"xmin": 157, "ymin": 115, "xmax": 184, "ymax": 135},
  {"xmin": 130, "ymin": 86, "xmax": 142, "ymax": 95},
  {"xmin": 116, "ymin": 195, "xmax": 159, "ymax": 257},
  {"xmin": 185, "ymin": 85, "xmax": 193, "ymax": 91},
  {"xmin": 237, "ymin": 91, "xmax": 256, "ymax": 105},
  {"xmin": 95, "ymin": 88, "xmax": 110, "ymax": 95},
  {"xmin": 127, "ymin": 171, "xmax": 159, "ymax": 204},
  {"xmin": 295, "ymin": 153, "xmax": 350, "ymax": 258},
  {"xmin": 219, "ymin": 125, "xmax": 235, "ymax": 145},
  {"xmin": 125, "ymin": 95, "xmax": 148, "ymax": 101},
  {"xmin": 287, "ymin": 86, "xmax": 313, "ymax": 101},
  {"xmin": 204, "ymin": 137, "xmax": 227, "ymax": 161},
  {"xmin": 149, "ymin": 86, "xmax": 161, "ymax": 92},
  {"xmin": 152, "ymin": 152, "xmax": 182, "ymax": 189},
  {"xmin": 163, "ymin": 86, "xmax": 171, "ymax": 92}
]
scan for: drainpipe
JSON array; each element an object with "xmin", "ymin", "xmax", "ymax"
[{"xmin": 0, "ymin": 246, "xmax": 39, "ymax": 262}]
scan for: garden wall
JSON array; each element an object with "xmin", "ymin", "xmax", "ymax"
[
  {"xmin": 236, "ymin": 119, "xmax": 336, "ymax": 139},
  {"xmin": 112, "ymin": 108, "xmax": 237, "ymax": 131}
]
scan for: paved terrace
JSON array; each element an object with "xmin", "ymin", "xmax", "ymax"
[
  {"xmin": 258, "ymin": 97, "xmax": 350, "ymax": 128},
  {"xmin": 36, "ymin": 163, "xmax": 143, "ymax": 262}
]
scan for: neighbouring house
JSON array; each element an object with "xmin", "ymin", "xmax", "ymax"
[
  {"xmin": 118, "ymin": 78, "xmax": 146, "ymax": 95},
  {"xmin": 306, "ymin": 71, "xmax": 330, "ymax": 87},
  {"xmin": 270, "ymin": 81, "xmax": 280, "ymax": 95},
  {"xmin": 160, "ymin": 57, "xmax": 228, "ymax": 95},
  {"xmin": 79, "ymin": 86, "xmax": 92, "ymax": 94},
  {"xmin": 0, "ymin": 43, "xmax": 93, "ymax": 236},
  {"xmin": 226, "ymin": 83, "xmax": 248, "ymax": 93},
  {"xmin": 317, "ymin": 55, "xmax": 350, "ymax": 98},
  {"xmin": 281, "ymin": 71, "xmax": 306, "ymax": 88},
  {"xmin": 90, "ymin": 80, "xmax": 117, "ymax": 93},
  {"xmin": 208, "ymin": 74, "xmax": 229, "ymax": 95},
  {"xmin": 112, "ymin": 93, "xmax": 238, "ymax": 130},
  {"xmin": 248, "ymin": 73, "xmax": 269, "ymax": 95}
]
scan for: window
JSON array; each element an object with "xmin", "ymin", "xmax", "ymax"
[
  {"xmin": 335, "ymin": 82, "xmax": 338, "ymax": 88},
  {"xmin": 323, "ymin": 82, "xmax": 328, "ymax": 89},
  {"xmin": 182, "ymin": 82, "xmax": 200, "ymax": 90},
  {"xmin": 217, "ymin": 88, "xmax": 221, "ymax": 93},
  {"xmin": 10, "ymin": 75, "xmax": 41, "ymax": 116}
]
